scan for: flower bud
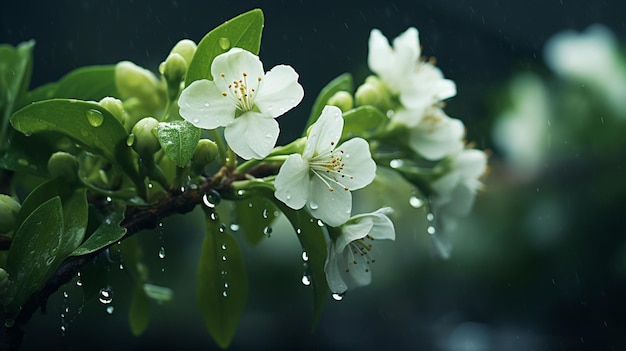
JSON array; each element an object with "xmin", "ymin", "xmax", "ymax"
[
  {"xmin": 48, "ymin": 152, "xmax": 79, "ymax": 183},
  {"xmin": 115, "ymin": 61, "xmax": 163, "ymax": 111},
  {"xmin": 327, "ymin": 91, "xmax": 354, "ymax": 112},
  {"xmin": 355, "ymin": 75, "xmax": 392, "ymax": 111},
  {"xmin": 160, "ymin": 53, "xmax": 188, "ymax": 84},
  {"xmin": 0, "ymin": 195, "xmax": 21, "ymax": 234},
  {"xmin": 191, "ymin": 139, "xmax": 218, "ymax": 170},
  {"xmin": 131, "ymin": 117, "xmax": 161, "ymax": 157},
  {"xmin": 99, "ymin": 96, "xmax": 128, "ymax": 126},
  {"xmin": 170, "ymin": 39, "xmax": 197, "ymax": 66}
]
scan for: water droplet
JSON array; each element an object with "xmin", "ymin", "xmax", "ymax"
[
  {"xmin": 209, "ymin": 211, "xmax": 219, "ymax": 221},
  {"xmin": 98, "ymin": 287, "xmax": 114, "ymax": 304},
  {"xmin": 286, "ymin": 192, "xmax": 292, "ymax": 200},
  {"xmin": 76, "ymin": 271, "xmax": 83, "ymax": 287},
  {"xmin": 332, "ymin": 292, "xmax": 345, "ymax": 301},
  {"xmin": 158, "ymin": 246, "xmax": 166, "ymax": 259},
  {"xmin": 86, "ymin": 109, "xmax": 104, "ymax": 127},
  {"xmin": 301, "ymin": 274, "xmax": 311, "ymax": 286},
  {"xmin": 219, "ymin": 223, "xmax": 226, "ymax": 233},
  {"xmin": 45, "ymin": 256, "xmax": 55, "ymax": 266},
  {"xmin": 106, "ymin": 306, "xmax": 115, "ymax": 314},
  {"xmin": 126, "ymin": 133, "xmax": 135, "ymax": 146},
  {"xmin": 230, "ymin": 223, "xmax": 240, "ymax": 232},
  {"xmin": 389, "ymin": 159, "xmax": 404, "ymax": 168},
  {"xmin": 265, "ymin": 133, "xmax": 273, "ymax": 138},
  {"xmin": 60, "ymin": 324, "xmax": 66, "ymax": 332},
  {"xmin": 296, "ymin": 228, "xmax": 302, "ymax": 235},
  {"xmin": 248, "ymin": 202, "xmax": 253, "ymax": 208},
  {"xmin": 222, "ymin": 290, "xmax": 228, "ymax": 297},
  {"xmin": 221, "ymin": 255, "xmax": 227, "ymax": 261},
  {"xmin": 301, "ymin": 251, "xmax": 309, "ymax": 262},
  {"xmin": 119, "ymin": 263, "xmax": 124, "ymax": 270},
  {"xmin": 426, "ymin": 213, "xmax": 434, "ymax": 221},
  {"xmin": 147, "ymin": 182, "xmax": 154, "ymax": 189},
  {"xmin": 262, "ymin": 208, "xmax": 269, "ymax": 218},
  {"xmin": 409, "ymin": 195, "xmax": 424, "ymax": 208},
  {"xmin": 317, "ymin": 219, "xmax": 324, "ymax": 227},
  {"xmin": 218, "ymin": 37, "xmax": 231, "ymax": 50},
  {"xmin": 236, "ymin": 189, "xmax": 245, "ymax": 196},
  {"xmin": 105, "ymin": 196, "xmax": 112, "ymax": 202},
  {"xmin": 221, "ymin": 243, "xmax": 227, "ymax": 250},
  {"xmin": 202, "ymin": 190, "xmax": 221, "ymax": 208},
  {"xmin": 263, "ymin": 226, "xmax": 272, "ymax": 237},
  {"xmin": 309, "ymin": 201, "xmax": 319, "ymax": 210},
  {"xmin": 427, "ymin": 226, "xmax": 436, "ymax": 235},
  {"xmin": 63, "ymin": 291, "xmax": 69, "ymax": 298},
  {"xmin": 220, "ymin": 270, "xmax": 227, "ymax": 276}
]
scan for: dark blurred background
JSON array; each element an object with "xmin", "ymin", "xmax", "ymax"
[{"xmin": 2, "ymin": 0, "xmax": 626, "ymax": 350}]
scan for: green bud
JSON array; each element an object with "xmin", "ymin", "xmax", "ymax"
[
  {"xmin": 115, "ymin": 61, "xmax": 164, "ymax": 111},
  {"xmin": 170, "ymin": 39, "xmax": 197, "ymax": 66},
  {"xmin": 0, "ymin": 195, "xmax": 21, "ymax": 234},
  {"xmin": 192, "ymin": 139, "xmax": 218, "ymax": 170},
  {"xmin": 327, "ymin": 91, "xmax": 354, "ymax": 112},
  {"xmin": 48, "ymin": 152, "xmax": 79, "ymax": 183},
  {"xmin": 355, "ymin": 75, "xmax": 392, "ymax": 111},
  {"xmin": 160, "ymin": 53, "xmax": 187, "ymax": 83},
  {"xmin": 131, "ymin": 117, "xmax": 161, "ymax": 156},
  {"xmin": 99, "ymin": 96, "xmax": 128, "ymax": 126}
]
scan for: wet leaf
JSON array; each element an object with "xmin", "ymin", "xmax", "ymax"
[
  {"xmin": 10, "ymin": 99, "xmax": 144, "ymax": 196},
  {"xmin": 143, "ymin": 283, "xmax": 173, "ymax": 303},
  {"xmin": 233, "ymin": 195, "xmax": 278, "ymax": 246},
  {"xmin": 4, "ymin": 197, "xmax": 64, "ymax": 319},
  {"xmin": 155, "ymin": 120, "xmax": 200, "ymax": 167},
  {"xmin": 185, "ymin": 9, "xmax": 264, "ymax": 84},
  {"xmin": 129, "ymin": 282, "xmax": 151, "ymax": 336},
  {"xmin": 71, "ymin": 200, "xmax": 126, "ymax": 256},
  {"xmin": 305, "ymin": 73, "xmax": 353, "ymax": 134},
  {"xmin": 197, "ymin": 207, "xmax": 248, "ymax": 349}
]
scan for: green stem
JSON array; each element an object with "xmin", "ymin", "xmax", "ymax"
[
  {"xmin": 226, "ymin": 146, "xmax": 237, "ymax": 169},
  {"xmin": 235, "ymin": 155, "xmax": 289, "ymax": 175},
  {"xmin": 210, "ymin": 129, "xmax": 227, "ymax": 165}
]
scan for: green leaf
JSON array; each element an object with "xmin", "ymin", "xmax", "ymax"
[
  {"xmin": 23, "ymin": 65, "xmax": 118, "ymax": 106},
  {"xmin": 185, "ymin": 9, "xmax": 264, "ymax": 84},
  {"xmin": 265, "ymin": 193, "xmax": 329, "ymax": 329},
  {"xmin": 143, "ymin": 283, "xmax": 174, "ymax": 303},
  {"xmin": 233, "ymin": 195, "xmax": 278, "ymax": 246},
  {"xmin": 0, "ymin": 132, "xmax": 53, "ymax": 175},
  {"xmin": 10, "ymin": 99, "xmax": 144, "ymax": 196},
  {"xmin": 0, "ymin": 40, "xmax": 34, "ymax": 151},
  {"xmin": 4, "ymin": 197, "xmax": 64, "ymax": 319},
  {"xmin": 304, "ymin": 73, "xmax": 353, "ymax": 135},
  {"xmin": 129, "ymin": 282, "xmax": 151, "ymax": 336},
  {"xmin": 197, "ymin": 207, "xmax": 248, "ymax": 349},
  {"xmin": 155, "ymin": 120, "xmax": 201, "ymax": 167},
  {"xmin": 58, "ymin": 188, "xmax": 88, "ymax": 257},
  {"xmin": 71, "ymin": 200, "xmax": 126, "ymax": 256},
  {"xmin": 341, "ymin": 105, "xmax": 387, "ymax": 140}
]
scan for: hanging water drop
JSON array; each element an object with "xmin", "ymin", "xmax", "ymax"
[
  {"xmin": 158, "ymin": 246, "xmax": 166, "ymax": 259},
  {"xmin": 263, "ymin": 226, "xmax": 272, "ymax": 237},
  {"xmin": 301, "ymin": 274, "xmax": 312, "ymax": 286},
  {"xmin": 427, "ymin": 226, "xmax": 436, "ymax": 235},
  {"xmin": 221, "ymin": 243, "xmax": 227, "ymax": 250},
  {"xmin": 219, "ymin": 224, "xmax": 226, "ymax": 233},
  {"xmin": 309, "ymin": 201, "xmax": 319, "ymax": 210},
  {"xmin": 332, "ymin": 292, "xmax": 345, "ymax": 301},
  {"xmin": 126, "ymin": 133, "xmax": 135, "ymax": 146},
  {"xmin": 76, "ymin": 272, "xmax": 83, "ymax": 287},
  {"xmin": 222, "ymin": 290, "xmax": 228, "ymax": 297},
  {"xmin": 98, "ymin": 287, "xmax": 114, "ymax": 304},
  {"xmin": 426, "ymin": 213, "xmax": 434, "ymax": 222},
  {"xmin": 86, "ymin": 109, "xmax": 104, "ymax": 127},
  {"xmin": 221, "ymin": 255, "xmax": 227, "ymax": 261},
  {"xmin": 106, "ymin": 306, "xmax": 115, "ymax": 314},
  {"xmin": 218, "ymin": 37, "xmax": 231, "ymax": 50},
  {"xmin": 209, "ymin": 211, "xmax": 219, "ymax": 221},
  {"xmin": 202, "ymin": 190, "xmax": 221, "ymax": 208},
  {"xmin": 63, "ymin": 291, "xmax": 69, "ymax": 298},
  {"xmin": 389, "ymin": 159, "xmax": 404, "ymax": 168},
  {"xmin": 409, "ymin": 195, "xmax": 424, "ymax": 208},
  {"xmin": 317, "ymin": 219, "xmax": 324, "ymax": 227},
  {"xmin": 296, "ymin": 228, "xmax": 302, "ymax": 235},
  {"xmin": 262, "ymin": 208, "xmax": 269, "ymax": 219},
  {"xmin": 230, "ymin": 223, "xmax": 240, "ymax": 232},
  {"xmin": 301, "ymin": 251, "xmax": 309, "ymax": 262}
]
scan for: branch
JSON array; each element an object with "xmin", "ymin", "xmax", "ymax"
[{"xmin": 1, "ymin": 163, "xmax": 278, "ymax": 350}]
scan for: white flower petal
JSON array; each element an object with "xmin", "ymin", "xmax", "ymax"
[
  {"xmin": 343, "ymin": 251, "xmax": 372, "ymax": 288},
  {"xmin": 452, "ymin": 149, "xmax": 488, "ymax": 180},
  {"xmin": 210, "ymin": 48, "xmax": 264, "ymax": 94},
  {"xmin": 303, "ymin": 105, "xmax": 344, "ymax": 160},
  {"xmin": 368, "ymin": 28, "xmax": 420, "ymax": 88},
  {"xmin": 274, "ymin": 154, "xmax": 310, "ymax": 210},
  {"xmin": 367, "ymin": 29, "xmax": 393, "ymax": 79},
  {"xmin": 410, "ymin": 114, "xmax": 465, "ymax": 160},
  {"xmin": 308, "ymin": 176, "xmax": 351, "ymax": 227},
  {"xmin": 324, "ymin": 243, "xmax": 348, "ymax": 293},
  {"xmin": 178, "ymin": 79, "xmax": 236, "ymax": 129},
  {"xmin": 254, "ymin": 65, "xmax": 304, "ymax": 118},
  {"xmin": 391, "ymin": 27, "xmax": 421, "ymax": 76},
  {"xmin": 335, "ymin": 138, "xmax": 376, "ymax": 191},
  {"xmin": 335, "ymin": 217, "xmax": 374, "ymax": 252},
  {"xmin": 224, "ymin": 112, "xmax": 278, "ymax": 160}
]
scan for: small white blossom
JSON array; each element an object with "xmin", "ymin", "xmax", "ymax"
[
  {"xmin": 178, "ymin": 48, "xmax": 304, "ymax": 160},
  {"xmin": 324, "ymin": 208, "xmax": 395, "ymax": 294},
  {"xmin": 393, "ymin": 107, "xmax": 465, "ymax": 160},
  {"xmin": 274, "ymin": 105, "xmax": 376, "ymax": 227},
  {"xmin": 368, "ymin": 27, "xmax": 456, "ymax": 111},
  {"xmin": 430, "ymin": 149, "xmax": 487, "ymax": 232}
]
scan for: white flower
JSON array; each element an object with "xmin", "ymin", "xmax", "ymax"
[
  {"xmin": 274, "ymin": 105, "xmax": 376, "ymax": 227},
  {"xmin": 430, "ymin": 149, "xmax": 487, "ymax": 232},
  {"xmin": 368, "ymin": 28, "xmax": 456, "ymax": 111},
  {"xmin": 178, "ymin": 48, "xmax": 304, "ymax": 160},
  {"xmin": 324, "ymin": 207, "xmax": 396, "ymax": 294},
  {"xmin": 393, "ymin": 107, "xmax": 465, "ymax": 160}
]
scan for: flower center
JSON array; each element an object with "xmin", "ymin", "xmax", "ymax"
[
  {"xmin": 220, "ymin": 72, "xmax": 262, "ymax": 112},
  {"xmin": 345, "ymin": 234, "xmax": 376, "ymax": 273},
  {"xmin": 308, "ymin": 141, "xmax": 355, "ymax": 192}
]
